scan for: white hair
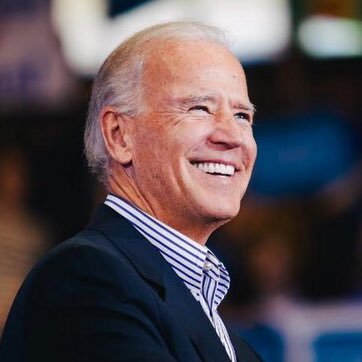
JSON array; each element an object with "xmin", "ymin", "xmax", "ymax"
[{"xmin": 84, "ymin": 21, "xmax": 229, "ymax": 184}]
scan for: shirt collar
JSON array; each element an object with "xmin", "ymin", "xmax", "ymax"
[{"xmin": 104, "ymin": 194, "xmax": 230, "ymax": 303}]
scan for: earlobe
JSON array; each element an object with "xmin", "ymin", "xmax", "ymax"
[{"xmin": 100, "ymin": 107, "xmax": 133, "ymax": 165}]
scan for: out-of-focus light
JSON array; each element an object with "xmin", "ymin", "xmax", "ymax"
[
  {"xmin": 52, "ymin": 0, "xmax": 291, "ymax": 76},
  {"xmin": 298, "ymin": 15, "xmax": 362, "ymax": 58},
  {"xmin": 200, "ymin": 0, "xmax": 291, "ymax": 62},
  {"xmin": 51, "ymin": 0, "xmax": 108, "ymax": 76}
]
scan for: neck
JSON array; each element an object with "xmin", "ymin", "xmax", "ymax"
[{"xmin": 107, "ymin": 168, "xmax": 219, "ymax": 245}]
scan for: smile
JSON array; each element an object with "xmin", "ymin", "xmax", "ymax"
[{"xmin": 192, "ymin": 162, "xmax": 235, "ymax": 176}]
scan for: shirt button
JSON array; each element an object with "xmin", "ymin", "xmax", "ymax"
[{"xmin": 203, "ymin": 261, "xmax": 213, "ymax": 271}]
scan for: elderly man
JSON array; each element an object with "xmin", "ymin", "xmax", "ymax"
[{"xmin": 0, "ymin": 22, "xmax": 259, "ymax": 361}]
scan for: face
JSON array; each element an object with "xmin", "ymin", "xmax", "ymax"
[{"xmin": 126, "ymin": 40, "xmax": 257, "ymax": 241}]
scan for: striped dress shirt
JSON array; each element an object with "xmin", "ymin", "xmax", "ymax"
[{"xmin": 105, "ymin": 194, "xmax": 237, "ymax": 361}]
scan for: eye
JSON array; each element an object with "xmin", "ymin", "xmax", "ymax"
[
  {"xmin": 234, "ymin": 112, "xmax": 251, "ymax": 124},
  {"xmin": 189, "ymin": 105, "xmax": 210, "ymax": 114}
]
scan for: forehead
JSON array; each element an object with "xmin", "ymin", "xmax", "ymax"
[{"xmin": 143, "ymin": 39, "xmax": 248, "ymax": 101}]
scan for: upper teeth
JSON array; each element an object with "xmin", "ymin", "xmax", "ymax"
[{"xmin": 194, "ymin": 162, "xmax": 235, "ymax": 176}]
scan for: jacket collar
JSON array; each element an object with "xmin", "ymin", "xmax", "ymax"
[{"xmin": 87, "ymin": 204, "xmax": 231, "ymax": 362}]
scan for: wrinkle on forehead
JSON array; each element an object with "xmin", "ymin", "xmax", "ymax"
[
  {"xmin": 141, "ymin": 39, "xmax": 250, "ymax": 111},
  {"xmin": 144, "ymin": 39, "xmax": 244, "ymax": 81}
]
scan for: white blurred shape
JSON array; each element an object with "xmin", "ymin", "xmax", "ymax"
[
  {"xmin": 52, "ymin": 0, "xmax": 291, "ymax": 76},
  {"xmin": 102, "ymin": 0, "xmax": 184, "ymax": 64},
  {"xmin": 51, "ymin": 0, "xmax": 108, "ymax": 75},
  {"xmin": 298, "ymin": 15, "xmax": 362, "ymax": 58},
  {"xmin": 193, "ymin": 0, "xmax": 291, "ymax": 62}
]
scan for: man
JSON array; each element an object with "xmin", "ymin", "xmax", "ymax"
[{"xmin": 0, "ymin": 22, "xmax": 259, "ymax": 361}]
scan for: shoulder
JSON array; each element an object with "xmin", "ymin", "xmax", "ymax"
[
  {"xmin": 6, "ymin": 230, "xmax": 179, "ymax": 362},
  {"xmin": 26, "ymin": 229, "xmax": 150, "ymax": 307},
  {"xmin": 33, "ymin": 229, "xmax": 126, "ymax": 277}
]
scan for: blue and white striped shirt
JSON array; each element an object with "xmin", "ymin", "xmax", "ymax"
[{"xmin": 105, "ymin": 194, "xmax": 237, "ymax": 361}]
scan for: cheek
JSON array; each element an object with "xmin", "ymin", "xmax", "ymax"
[
  {"xmin": 176, "ymin": 120, "xmax": 211, "ymax": 150},
  {"xmin": 135, "ymin": 116, "xmax": 210, "ymax": 168},
  {"xmin": 134, "ymin": 133, "xmax": 178, "ymax": 174}
]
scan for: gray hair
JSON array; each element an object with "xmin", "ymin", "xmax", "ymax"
[{"xmin": 84, "ymin": 21, "xmax": 229, "ymax": 184}]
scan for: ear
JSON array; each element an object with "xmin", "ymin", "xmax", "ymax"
[{"xmin": 100, "ymin": 106, "xmax": 133, "ymax": 165}]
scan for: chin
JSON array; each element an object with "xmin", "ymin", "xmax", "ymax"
[
  {"xmin": 202, "ymin": 202, "xmax": 241, "ymax": 225},
  {"xmin": 190, "ymin": 183, "xmax": 246, "ymax": 226}
]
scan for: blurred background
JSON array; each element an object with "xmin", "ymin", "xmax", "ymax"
[{"xmin": 0, "ymin": 0, "xmax": 361, "ymax": 361}]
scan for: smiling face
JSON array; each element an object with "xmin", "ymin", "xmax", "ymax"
[{"xmin": 115, "ymin": 40, "xmax": 257, "ymax": 243}]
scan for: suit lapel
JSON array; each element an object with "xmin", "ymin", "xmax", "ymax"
[
  {"xmin": 162, "ymin": 268, "xmax": 231, "ymax": 362},
  {"xmin": 88, "ymin": 205, "xmax": 230, "ymax": 362}
]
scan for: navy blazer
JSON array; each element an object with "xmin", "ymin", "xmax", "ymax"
[{"xmin": 0, "ymin": 205, "xmax": 260, "ymax": 362}]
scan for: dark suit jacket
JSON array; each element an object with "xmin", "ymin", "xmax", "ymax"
[{"xmin": 0, "ymin": 205, "xmax": 260, "ymax": 362}]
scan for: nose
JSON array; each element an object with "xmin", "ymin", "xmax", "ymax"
[{"xmin": 207, "ymin": 114, "xmax": 243, "ymax": 150}]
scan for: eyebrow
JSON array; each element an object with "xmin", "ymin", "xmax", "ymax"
[
  {"xmin": 176, "ymin": 95, "xmax": 256, "ymax": 115},
  {"xmin": 235, "ymin": 101, "xmax": 256, "ymax": 115},
  {"xmin": 176, "ymin": 95, "xmax": 214, "ymax": 106}
]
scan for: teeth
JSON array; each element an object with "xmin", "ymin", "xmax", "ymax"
[
  {"xmin": 193, "ymin": 162, "xmax": 235, "ymax": 176},
  {"xmin": 226, "ymin": 165, "xmax": 234, "ymax": 175}
]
